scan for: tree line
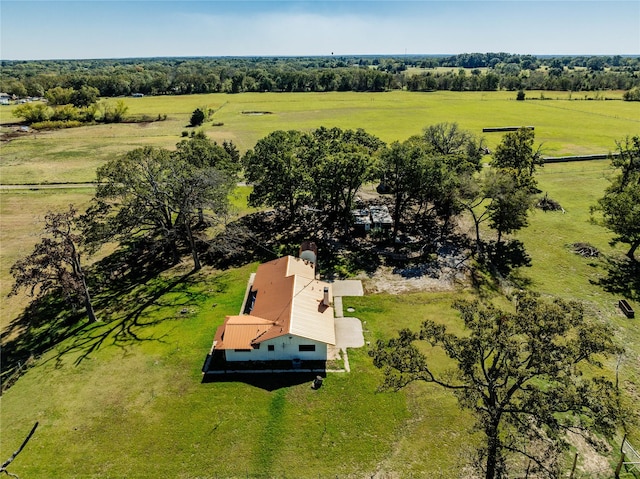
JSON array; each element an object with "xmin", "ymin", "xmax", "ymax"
[{"xmin": 2, "ymin": 54, "xmax": 639, "ymax": 98}]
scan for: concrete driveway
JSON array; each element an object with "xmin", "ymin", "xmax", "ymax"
[
  {"xmin": 334, "ymin": 317, "xmax": 365, "ymax": 349},
  {"xmin": 331, "ymin": 280, "xmax": 364, "ymax": 297}
]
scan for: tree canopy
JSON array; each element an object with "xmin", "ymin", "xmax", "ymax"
[
  {"xmin": 243, "ymin": 127, "xmax": 382, "ymax": 224},
  {"xmin": 371, "ymin": 293, "xmax": 620, "ymax": 479},
  {"xmin": 10, "ymin": 205, "xmax": 97, "ymax": 323},
  {"xmin": 91, "ymin": 141, "xmax": 234, "ymax": 270},
  {"xmin": 593, "ymin": 135, "xmax": 640, "ymax": 261}
]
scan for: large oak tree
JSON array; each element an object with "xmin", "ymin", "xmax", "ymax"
[
  {"xmin": 371, "ymin": 293, "xmax": 620, "ymax": 479},
  {"xmin": 10, "ymin": 205, "xmax": 97, "ymax": 323}
]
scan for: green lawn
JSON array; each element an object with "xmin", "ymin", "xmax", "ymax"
[{"xmin": 0, "ymin": 265, "xmax": 431, "ymax": 478}]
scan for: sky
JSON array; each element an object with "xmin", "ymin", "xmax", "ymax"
[{"xmin": 1, "ymin": 1, "xmax": 639, "ymax": 60}]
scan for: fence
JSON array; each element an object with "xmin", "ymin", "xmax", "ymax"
[{"xmin": 616, "ymin": 435, "xmax": 640, "ymax": 478}]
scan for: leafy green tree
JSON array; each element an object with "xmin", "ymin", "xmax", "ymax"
[
  {"xmin": 94, "ymin": 146, "xmax": 181, "ymax": 263},
  {"xmin": 9, "ymin": 205, "xmax": 97, "ymax": 323},
  {"xmin": 45, "ymin": 86, "xmax": 74, "ymax": 106},
  {"xmin": 169, "ymin": 164, "xmax": 232, "ymax": 270},
  {"xmin": 593, "ymin": 136, "xmax": 640, "ymax": 260},
  {"xmin": 71, "ymin": 85, "xmax": 100, "ymax": 107},
  {"xmin": 307, "ymin": 127, "xmax": 383, "ymax": 224},
  {"xmin": 484, "ymin": 170, "xmax": 535, "ymax": 248},
  {"xmin": 190, "ymin": 108, "xmax": 206, "ymax": 126},
  {"xmin": 12, "ymin": 103, "xmax": 52, "ymax": 124},
  {"xmin": 99, "ymin": 99, "xmax": 128, "ymax": 123},
  {"xmin": 378, "ymin": 138, "xmax": 432, "ymax": 240},
  {"xmin": 50, "ymin": 104, "xmax": 80, "ymax": 122},
  {"xmin": 371, "ymin": 293, "xmax": 620, "ymax": 479},
  {"xmin": 174, "ymin": 131, "xmax": 241, "ymax": 178},
  {"xmin": 93, "ymin": 144, "xmax": 233, "ymax": 270},
  {"xmin": 491, "ymin": 128, "xmax": 543, "ymax": 190},
  {"xmin": 423, "ymin": 122, "xmax": 474, "ymax": 156},
  {"xmin": 243, "ymin": 130, "xmax": 312, "ymax": 220},
  {"xmin": 623, "ymin": 87, "xmax": 640, "ymax": 101}
]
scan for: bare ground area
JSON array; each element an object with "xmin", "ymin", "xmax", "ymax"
[{"xmin": 357, "ymin": 256, "xmax": 470, "ymax": 295}]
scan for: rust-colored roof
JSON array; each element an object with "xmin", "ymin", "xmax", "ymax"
[
  {"xmin": 213, "ymin": 256, "xmax": 335, "ymax": 351},
  {"xmin": 213, "ymin": 315, "xmax": 275, "ymax": 350}
]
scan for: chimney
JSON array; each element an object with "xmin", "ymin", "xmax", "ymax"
[{"xmin": 323, "ymin": 287, "xmax": 330, "ymax": 307}]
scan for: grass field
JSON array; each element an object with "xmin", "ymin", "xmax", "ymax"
[
  {"xmin": 1, "ymin": 91, "xmax": 638, "ymax": 184},
  {"xmin": 1, "ymin": 91, "xmax": 639, "ymax": 477},
  {"xmin": 1, "ymin": 162, "xmax": 637, "ymax": 477}
]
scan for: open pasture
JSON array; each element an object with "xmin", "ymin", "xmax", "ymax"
[
  {"xmin": 1, "ymin": 90, "xmax": 638, "ymax": 184},
  {"xmin": 0, "ymin": 261, "xmax": 473, "ymax": 478}
]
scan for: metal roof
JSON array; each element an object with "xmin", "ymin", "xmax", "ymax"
[{"xmin": 213, "ymin": 256, "xmax": 335, "ymax": 351}]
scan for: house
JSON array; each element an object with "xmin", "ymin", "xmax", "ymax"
[{"xmin": 210, "ymin": 253, "xmax": 336, "ymax": 363}]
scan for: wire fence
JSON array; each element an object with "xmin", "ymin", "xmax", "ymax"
[{"xmin": 617, "ymin": 435, "xmax": 640, "ymax": 478}]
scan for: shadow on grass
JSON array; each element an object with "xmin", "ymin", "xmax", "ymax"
[
  {"xmin": 1, "ymin": 244, "xmax": 201, "ymax": 390},
  {"xmin": 52, "ymin": 269, "xmax": 199, "ymax": 367},
  {"xmin": 1, "ymin": 294, "xmax": 86, "ymax": 390},
  {"xmin": 592, "ymin": 256, "xmax": 640, "ymax": 301},
  {"xmin": 202, "ymin": 372, "xmax": 324, "ymax": 392}
]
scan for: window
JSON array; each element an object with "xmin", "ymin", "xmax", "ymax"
[
  {"xmin": 268, "ymin": 345, "xmax": 275, "ymax": 351},
  {"xmin": 233, "ymin": 349, "xmax": 251, "ymax": 352},
  {"xmin": 298, "ymin": 344, "xmax": 316, "ymax": 352}
]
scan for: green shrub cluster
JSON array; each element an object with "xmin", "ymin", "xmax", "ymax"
[{"xmin": 30, "ymin": 120, "xmax": 84, "ymax": 130}]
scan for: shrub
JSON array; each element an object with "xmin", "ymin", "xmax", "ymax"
[
  {"xmin": 30, "ymin": 120, "xmax": 83, "ymax": 130},
  {"xmin": 623, "ymin": 87, "xmax": 640, "ymax": 101},
  {"xmin": 13, "ymin": 103, "xmax": 52, "ymax": 123},
  {"xmin": 190, "ymin": 108, "xmax": 206, "ymax": 127},
  {"xmin": 516, "ymin": 90, "xmax": 525, "ymax": 101}
]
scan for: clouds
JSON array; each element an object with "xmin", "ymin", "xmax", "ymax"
[{"xmin": 1, "ymin": 1, "xmax": 638, "ymax": 59}]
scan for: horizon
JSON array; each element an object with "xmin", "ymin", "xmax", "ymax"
[
  {"xmin": 3, "ymin": 52, "xmax": 640, "ymax": 63},
  {"xmin": 1, "ymin": 1, "xmax": 638, "ymax": 61}
]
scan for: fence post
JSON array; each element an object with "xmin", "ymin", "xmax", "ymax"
[
  {"xmin": 615, "ymin": 452, "xmax": 626, "ymax": 479},
  {"xmin": 569, "ymin": 452, "xmax": 578, "ymax": 479}
]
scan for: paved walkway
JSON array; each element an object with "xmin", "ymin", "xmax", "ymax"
[
  {"xmin": 331, "ymin": 279, "xmax": 364, "ymax": 318},
  {"xmin": 329, "ymin": 280, "xmax": 365, "ymax": 371}
]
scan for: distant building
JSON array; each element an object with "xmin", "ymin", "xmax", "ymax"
[
  {"xmin": 132, "ymin": 93, "xmax": 144, "ymax": 98},
  {"xmin": 352, "ymin": 205, "xmax": 393, "ymax": 235}
]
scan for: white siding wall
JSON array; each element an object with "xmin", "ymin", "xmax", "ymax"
[{"xmin": 225, "ymin": 335, "xmax": 328, "ymax": 362}]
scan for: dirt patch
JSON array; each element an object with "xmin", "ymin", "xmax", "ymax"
[
  {"xmin": 358, "ymin": 253, "xmax": 469, "ymax": 295},
  {"xmin": 566, "ymin": 431, "xmax": 612, "ymax": 478}
]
